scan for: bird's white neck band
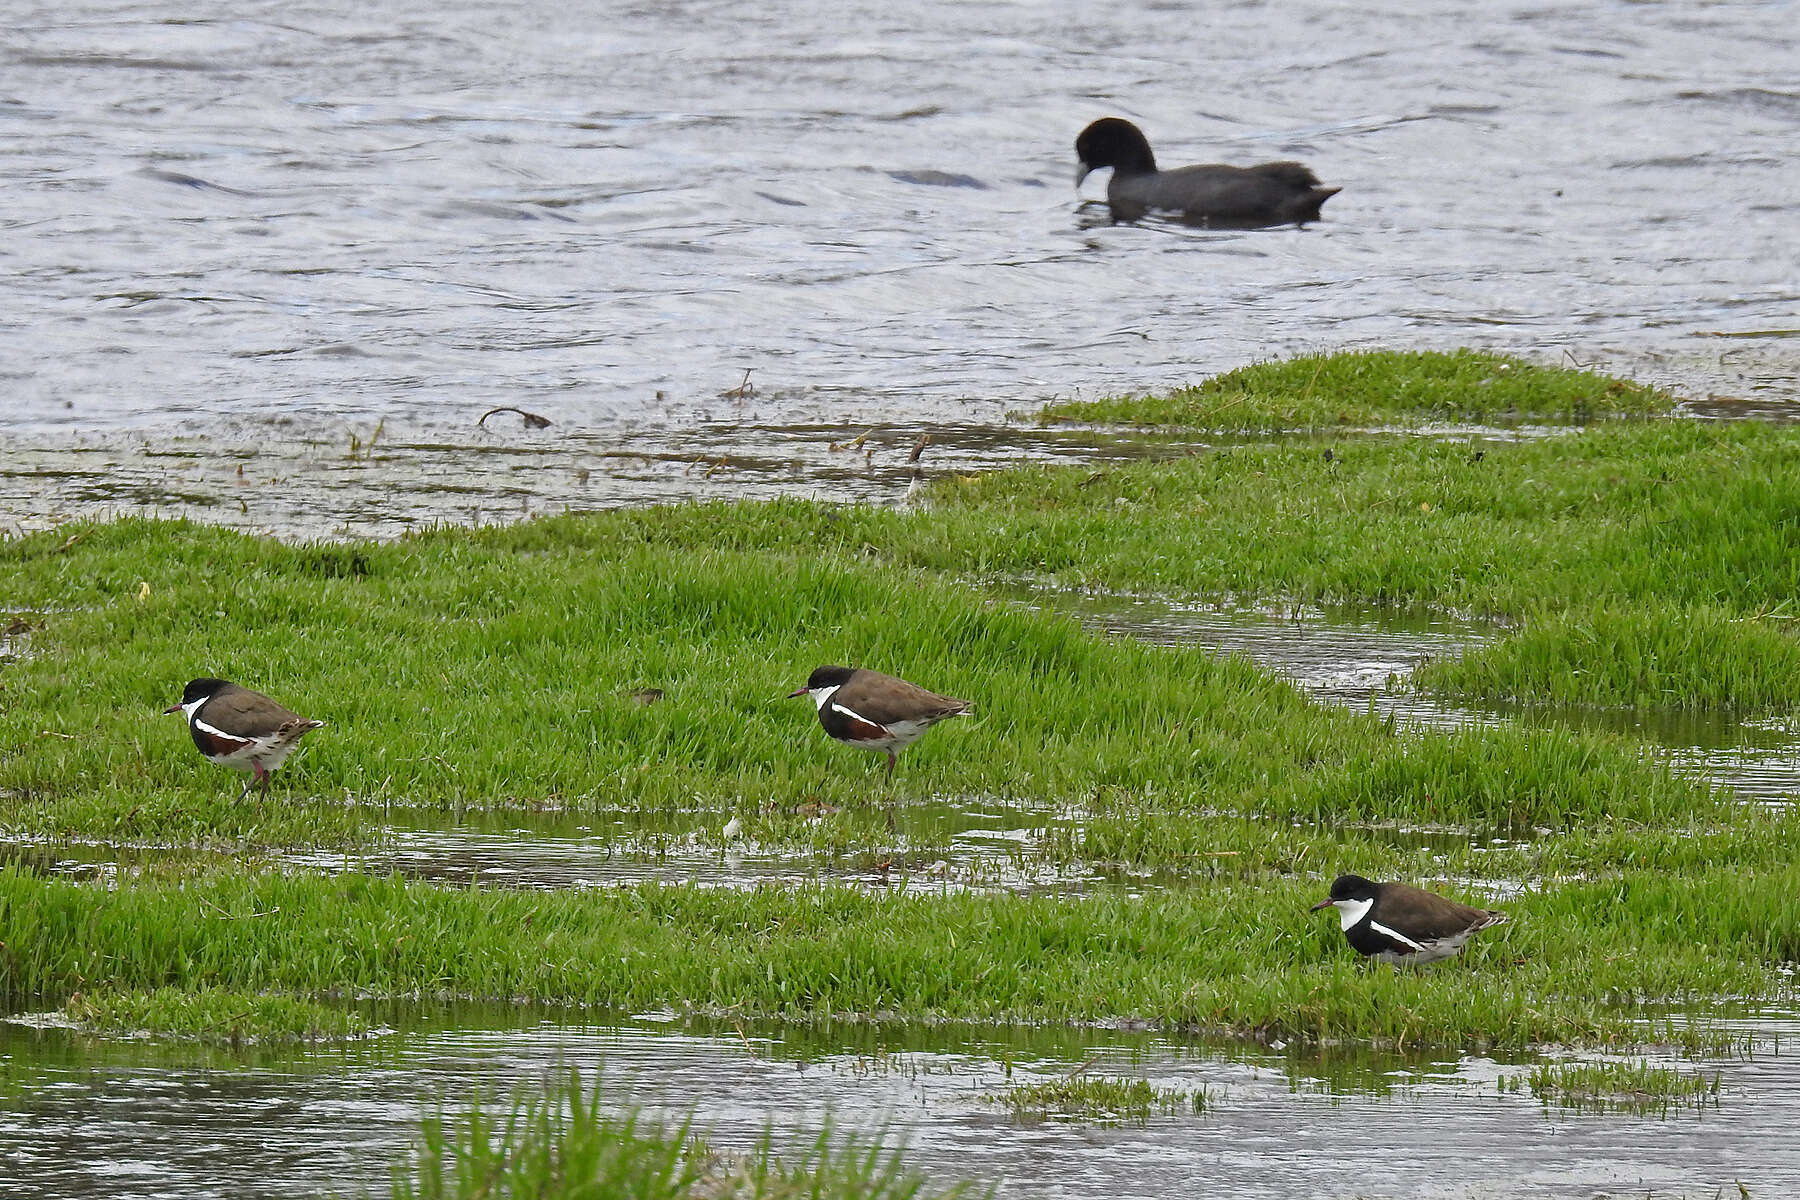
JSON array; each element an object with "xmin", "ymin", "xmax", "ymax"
[{"xmin": 1335, "ymin": 897, "xmax": 1372, "ymax": 931}]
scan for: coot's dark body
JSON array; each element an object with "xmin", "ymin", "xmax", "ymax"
[{"xmin": 1076, "ymin": 117, "xmax": 1339, "ymax": 228}]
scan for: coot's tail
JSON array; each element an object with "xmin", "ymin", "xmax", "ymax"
[{"xmin": 1285, "ymin": 186, "xmax": 1341, "ymax": 227}]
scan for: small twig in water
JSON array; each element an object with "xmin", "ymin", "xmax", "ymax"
[
  {"xmin": 1064, "ymin": 1053, "xmax": 1103, "ymax": 1080},
  {"xmin": 722, "ymin": 369, "xmax": 754, "ymax": 401},
  {"xmin": 477, "ymin": 406, "xmax": 553, "ymax": 429}
]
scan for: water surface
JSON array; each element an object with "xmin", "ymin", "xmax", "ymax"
[
  {"xmin": 3, "ymin": 1008, "xmax": 1794, "ymax": 1199},
  {"xmin": 4, "ymin": 0, "xmax": 1797, "ymax": 530}
]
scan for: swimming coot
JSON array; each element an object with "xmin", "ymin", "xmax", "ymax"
[{"xmin": 1075, "ymin": 117, "xmax": 1339, "ymax": 229}]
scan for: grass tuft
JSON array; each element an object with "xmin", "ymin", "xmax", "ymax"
[
  {"xmin": 63, "ymin": 985, "xmax": 371, "ymax": 1044},
  {"xmin": 1036, "ymin": 349, "xmax": 1676, "ymax": 429},
  {"xmin": 1416, "ymin": 602, "xmax": 1800, "ymax": 710},
  {"xmin": 1504, "ymin": 1058, "xmax": 1723, "ymax": 1113},
  {"xmin": 984, "ymin": 1075, "xmax": 1206, "ymax": 1123},
  {"xmin": 387, "ymin": 1070, "xmax": 979, "ymax": 1200}
]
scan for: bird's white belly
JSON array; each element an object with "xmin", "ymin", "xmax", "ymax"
[{"xmin": 875, "ymin": 719, "xmax": 932, "ymax": 749}]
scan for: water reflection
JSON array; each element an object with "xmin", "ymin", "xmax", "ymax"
[{"xmin": 3, "ymin": 1007, "xmax": 1795, "ymax": 1199}]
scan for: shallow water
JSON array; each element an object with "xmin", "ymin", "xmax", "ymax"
[
  {"xmin": 0, "ymin": 419, "xmax": 1210, "ymax": 540},
  {"xmin": 4, "ymin": 0, "xmax": 1798, "ymax": 533},
  {"xmin": 1010, "ymin": 585, "xmax": 1800, "ymax": 805},
  {"xmin": 3, "ymin": 1007, "xmax": 1796, "ymax": 1199}
]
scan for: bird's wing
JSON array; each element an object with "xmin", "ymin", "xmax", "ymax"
[
  {"xmin": 1246, "ymin": 161, "xmax": 1323, "ymax": 189},
  {"xmin": 842, "ymin": 673, "xmax": 971, "ymax": 726},
  {"xmin": 1379, "ymin": 883, "xmax": 1502, "ymax": 941},
  {"xmin": 203, "ymin": 688, "xmax": 305, "ymax": 739}
]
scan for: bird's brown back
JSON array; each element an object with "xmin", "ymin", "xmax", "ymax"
[
  {"xmin": 839, "ymin": 669, "xmax": 971, "ymax": 725},
  {"xmin": 1376, "ymin": 881, "xmax": 1506, "ymax": 940},
  {"xmin": 204, "ymin": 684, "xmax": 313, "ymax": 738}
]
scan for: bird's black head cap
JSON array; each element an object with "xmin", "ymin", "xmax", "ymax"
[
  {"xmin": 804, "ymin": 665, "xmax": 857, "ymax": 690},
  {"xmin": 1327, "ymin": 874, "xmax": 1380, "ymax": 902},
  {"xmin": 180, "ymin": 678, "xmax": 233, "ymax": 705}
]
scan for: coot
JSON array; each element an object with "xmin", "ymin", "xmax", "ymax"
[{"xmin": 1075, "ymin": 117, "xmax": 1339, "ymax": 228}]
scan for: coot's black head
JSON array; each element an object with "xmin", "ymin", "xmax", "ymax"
[
  {"xmin": 787, "ymin": 665, "xmax": 856, "ymax": 698},
  {"xmin": 1076, "ymin": 117, "xmax": 1157, "ymax": 183}
]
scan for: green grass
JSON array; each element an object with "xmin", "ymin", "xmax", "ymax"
[
  {"xmin": 916, "ymin": 420, "xmax": 1800, "ymax": 617},
  {"xmin": 13, "ymin": 385, "xmax": 1797, "ymax": 736},
  {"xmin": 62, "ymin": 985, "xmax": 372, "ymax": 1044},
  {"xmin": 929, "ymin": 423, "xmax": 1800, "ymax": 711},
  {"xmin": 389, "ymin": 1070, "xmax": 979, "ymax": 1200},
  {"xmin": 1414, "ymin": 601, "xmax": 1800, "ymax": 710},
  {"xmin": 984, "ymin": 1075, "xmax": 1206, "ymax": 1123},
  {"xmin": 5, "ymin": 864, "xmax": 1798, "ymax": 1052},
  {"xmin": 0, "ymin": 514, "xmax": 1720, "ymax": 857},
  {"xmin": 474, "ymin": 420, "xmax": 1800, "ymax": 712},
  {"xmin": 1503, "ymin": 1059, "xmax": 1723, "ymax": 1113},
  {"xmin": 0, "ymin": 519, "xmax": 1325, "ymax": 817},
  {"xmin": 1035, "ymin": 349, "xmax": 1677, "ymax": 429}
]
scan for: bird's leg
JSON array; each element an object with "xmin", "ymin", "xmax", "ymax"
[
  {"xmin": 253, "ymin": 761, "xmax": 271, "ymax": 801},
  {"xmin": 883, "ymin": 751, "xmax": 899, "ymax": 830}
]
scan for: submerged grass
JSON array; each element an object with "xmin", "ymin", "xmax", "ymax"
[
  {"xmin": 6, "ymin": 864, "xmax": 1799, "ymax": 1052},
  {"xmin": 1035, "ymin": 349, "xmax": 1677, "ymax": 429},
  {"xmin": 62, "ymin": 985, "xmax": 371, "ymax": 1044},
  {"xmin": 984, "ymin": 1075, "xmax": 1206, "ymax": 1123},
  {"xmin": 389, "ymin": 1070, "xmax": 978, "ymax": 1200},
  {"xmin": 1505, "ymin": 1059, "xmax": 1723, "ymax": 1114}
]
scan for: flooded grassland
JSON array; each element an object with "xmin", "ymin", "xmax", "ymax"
[{"xmin": 4, "ymin": 352, "xmax": 1800, "ymax": 1197}]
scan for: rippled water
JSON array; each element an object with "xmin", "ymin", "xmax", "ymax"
[
  {"xmin": 5, "ymin": 0, "xmax": 1798, "ymax": 528},
  {"xmin": 4, "ymin": 1009, "xmax": 1797, "ymax": 1199}
]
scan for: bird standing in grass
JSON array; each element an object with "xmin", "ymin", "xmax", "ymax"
[
  {"xmin": 787, "ymin": 665, "xmax": 971, "ymax": 778},
  {"xmin": 1312, "ymin": 874, "xmax": 1507, "ymax": 965},
  {"xmin": 165, "ymin": 677, "xmax": 323, "ymax": 799}
]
